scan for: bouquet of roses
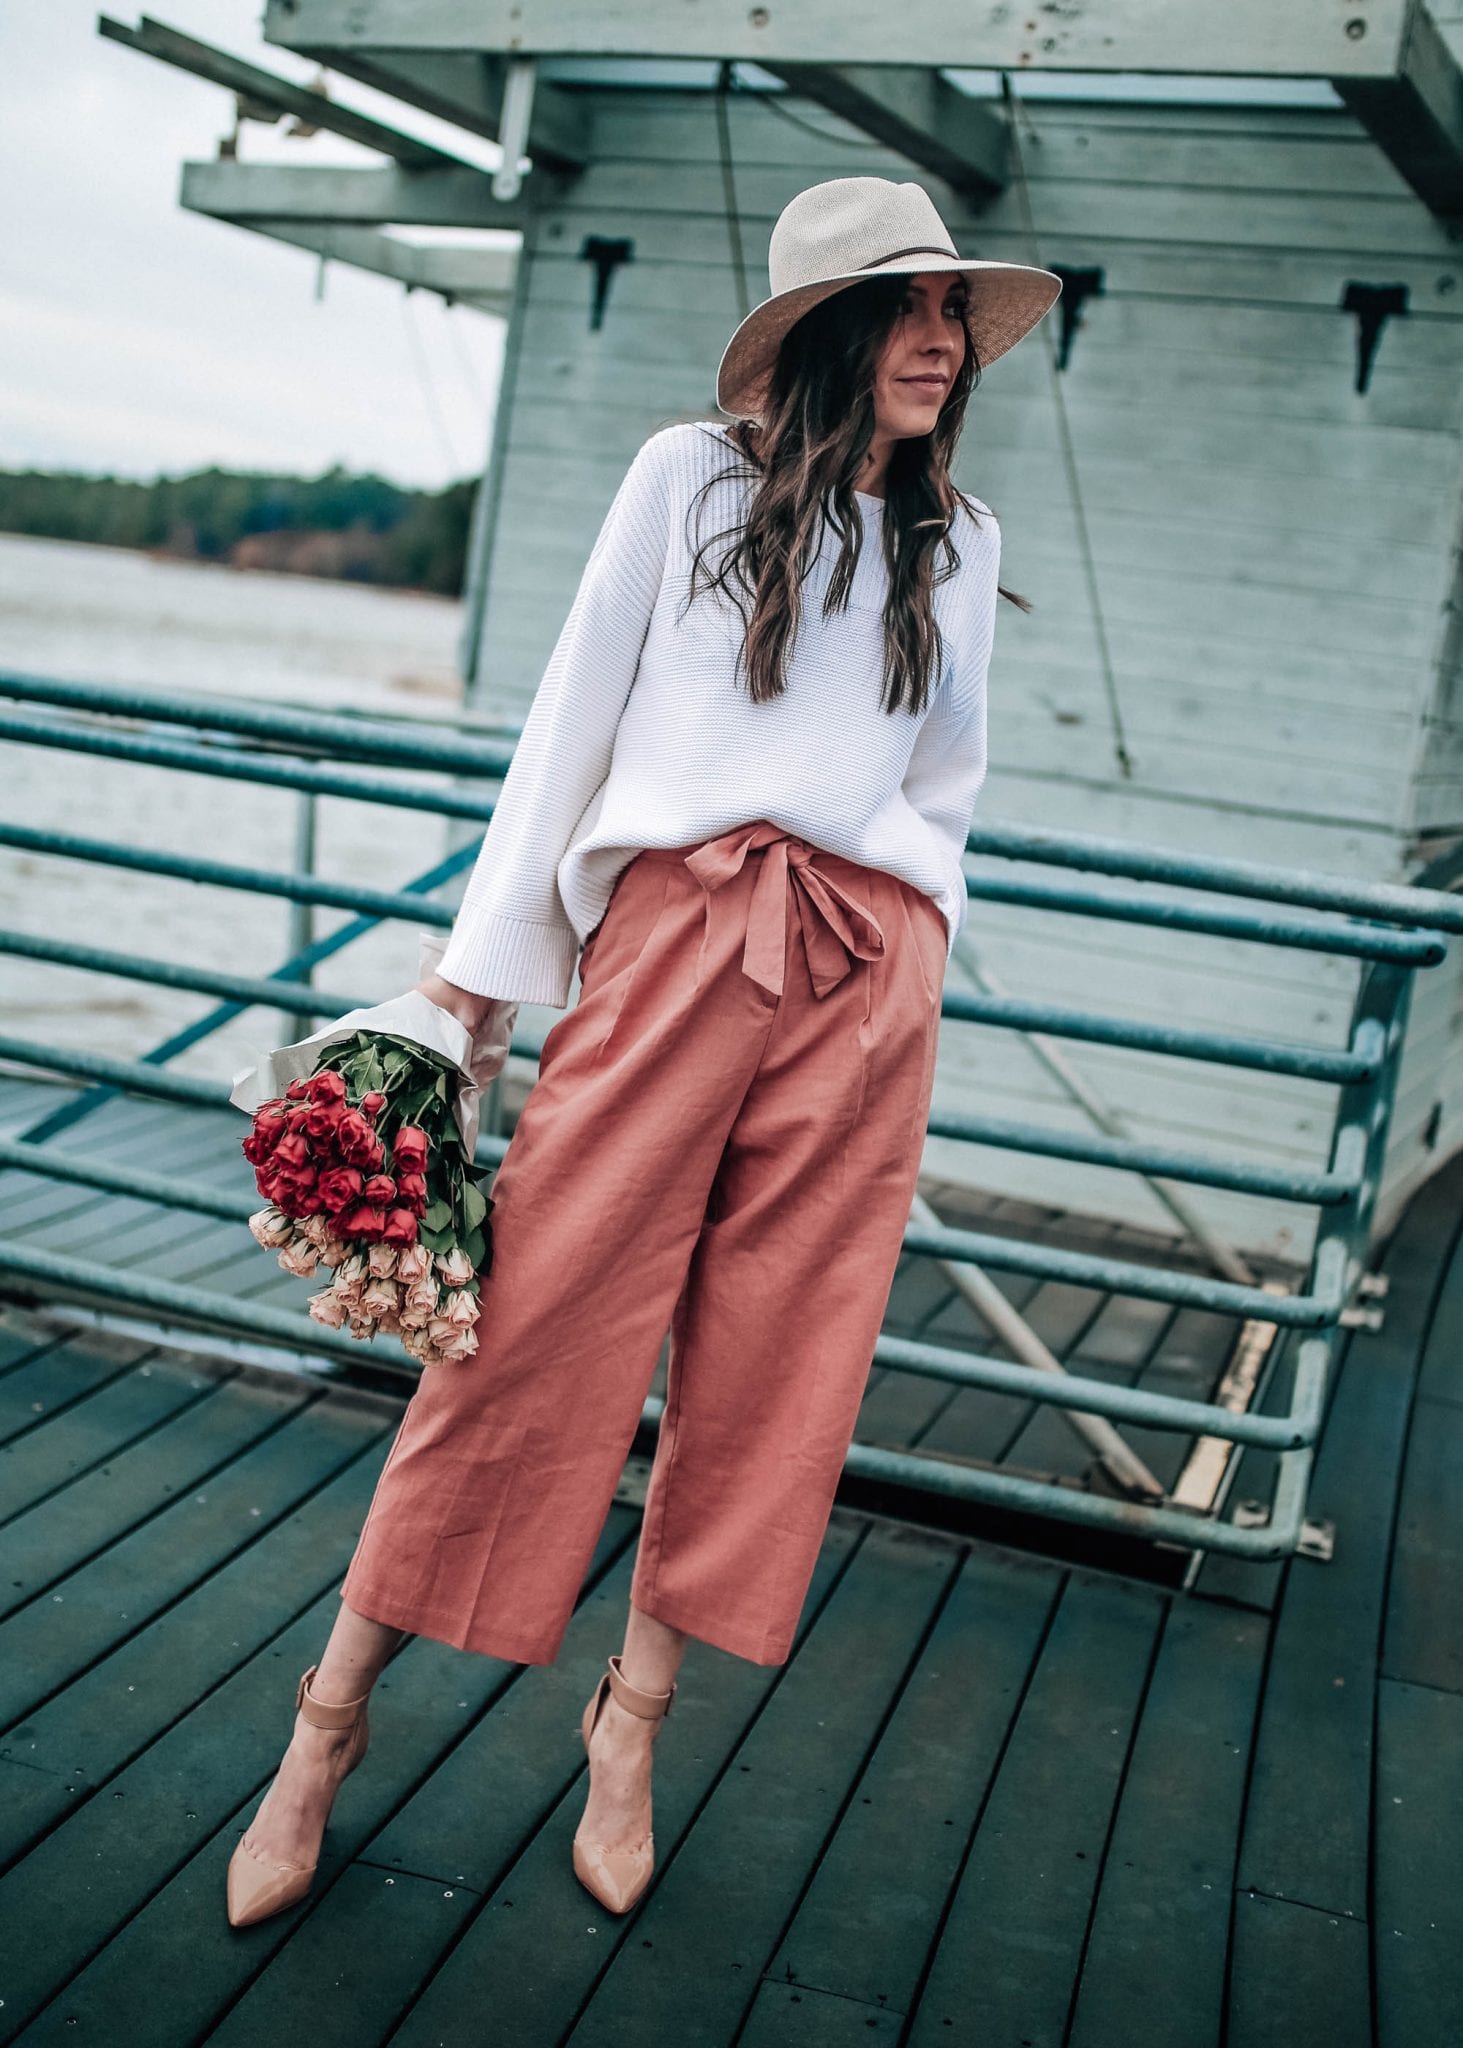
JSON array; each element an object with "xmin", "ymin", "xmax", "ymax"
[{"xmin": 229, "ymin": 935, "xmax": 516, "ymax": 1369}]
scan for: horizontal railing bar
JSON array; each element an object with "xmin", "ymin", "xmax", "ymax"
[
  {"xmin": 0, "ymin": 711, "xmax": 498, "ymax": 820},
  {"xmin": 0, "ymin": 1237, "xmax": 1312, "ymax": 1558},
  {"xmin": 940, "ymin": 988, "xmax": 1376, "ymax": 1082},
  {"xmin": 0, "ymin": 669, "xmax": 514, "ymax": 777},
  {"xmin": 0, "ymin": 1038, "xmax": 221, "ymax": 1110},
  {"xmin": 2, "ymin": 923, "xmax": 1375, "ymax": 1097},
  {"xmin": 963, "ymin": 873, "xmax": 1448, "ymax": 966},
  {"xmin": 0, "ymin": 1035, "xmax": 521, "ymax": 1158},
  {"xmin": 0, "ymin": 932, "xmax": 383, "ymax": 1026},
  {"xmin": 0, "ymin": 1237, "xmax": 398, "ymax": 1372},
  {"xmin": 966, "ymin": 819, "xmax": 1463, "ymax": 934},
  {"xmin": 871, "ymin": 1329, "xmax": 1314, "ymax": 1446},
  {"xmin": 8, "ymin": 674, "xmax": 1462, "ymax": 939},
  {"xmin": 0, "ymin": 1128, "xmax": 1318, "ymax": 1442},
  {"xmin": 0, "ymin": 1137, "xmax": 250, "ymax": 1222},
  {"xmin": 0, "ymin": 1037, "xmax": 1338, "ymax": 1319},
  {"xmin": 836, "ymin": 1430, "xmax": 1307, "ymax": 1559},
  {"xmin": 924, "ymin": 1105, "xmax": 1356, "ymax": 1204},
  {"xmin": 901, "ymin": 1217, "xmax": 1337, "ymax": 1325},
  {"xmin": 0, "ymin": 823, "xmax": 472, "ymax": 922}
]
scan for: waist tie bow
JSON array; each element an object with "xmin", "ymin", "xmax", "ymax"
[{"xmin": 683, "ymin": 821, "xmax": 885, "ymax": 1000}]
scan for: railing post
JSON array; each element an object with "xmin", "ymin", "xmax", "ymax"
[{"xmin": 284, "ymin": 790, "xmax": 318, "ymax": 1043}]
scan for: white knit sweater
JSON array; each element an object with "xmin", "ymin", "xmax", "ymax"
[{"xmin": 436, "ymin": 421, "xmax": 999, "ymax": 1009}]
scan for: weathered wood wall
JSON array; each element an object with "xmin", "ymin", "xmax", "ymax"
[{"xmin": 467, "ymin": 80, "xmax": 1463, "ymax": 1264}]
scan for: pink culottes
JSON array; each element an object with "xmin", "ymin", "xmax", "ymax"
[{"xmin": 340, "ymin": 818, "xmax": 948, "ymax": 1666}]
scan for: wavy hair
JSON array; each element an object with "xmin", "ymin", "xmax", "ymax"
[{"xmin": 678, "ymin": 270, "xmax": 1026, "ymax": 716}]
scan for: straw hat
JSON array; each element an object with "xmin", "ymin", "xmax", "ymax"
[{"xmin": 716, "ymin": 175, "xmax": 1061, "ymax": 421}]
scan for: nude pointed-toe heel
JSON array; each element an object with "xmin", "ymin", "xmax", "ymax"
[
  {"xmin": 572, "ymin": 1652, "xmax": 677, "ymax": 1915},
  {"xmin": 225, "ymin": 1662, "xmax": 371, "ymax": 1930}
]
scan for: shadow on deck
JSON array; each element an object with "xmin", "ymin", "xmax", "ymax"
[{"xmin": 0, "ymin": 1074, "xmax": 1459, "ymax": 2043}]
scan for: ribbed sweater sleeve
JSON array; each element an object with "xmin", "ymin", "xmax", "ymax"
[
  {"xmin": 899, "ymin": 508, "xmax": 999, "ymax": 956},
  {"xmin": 435, "ymin": 430, "xmax": 675, "ymax": 1005}
]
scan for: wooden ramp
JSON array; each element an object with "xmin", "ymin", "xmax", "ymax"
[{"xmin": 0, "ymin": 1128, "xmax": 1459, "ymax": 2044}]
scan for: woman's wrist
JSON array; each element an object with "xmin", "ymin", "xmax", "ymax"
[{"xmin": 416, "ymin": 972, "xmax": 496, "ymax": 1033}]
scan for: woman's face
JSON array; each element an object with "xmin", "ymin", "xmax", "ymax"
[{"xmin": 870, "ymin": 270, "xmax": 969, "ymax": 439}]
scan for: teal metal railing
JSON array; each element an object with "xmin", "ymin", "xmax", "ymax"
[{"xmin": 2, "ymin": 667, "xmax": 1460, "ymax": 1563}]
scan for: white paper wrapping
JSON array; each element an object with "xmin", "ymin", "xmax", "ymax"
[{"xmin": 228, "ymin": 930, "xmax": 519, "ymax": 1161}]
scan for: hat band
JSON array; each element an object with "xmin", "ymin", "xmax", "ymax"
[{"xmin": 854, "ymin": 244, "xmax": 959, "ymax": 271}]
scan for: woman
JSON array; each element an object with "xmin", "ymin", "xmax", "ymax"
[{"xmin": 225, "ymin": 175, "xmax": 1060, "ymax": 1928}]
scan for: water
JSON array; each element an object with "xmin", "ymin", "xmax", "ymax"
[{"xmin": 0, "ymin": 532, "xmax": 485, "ymax": 1100}]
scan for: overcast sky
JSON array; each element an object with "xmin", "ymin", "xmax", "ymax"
[{"xmin": 0, "ymin": 2, "xmax": 505, "ymax": 488}]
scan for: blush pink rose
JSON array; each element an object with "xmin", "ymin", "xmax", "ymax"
[
  {"xmin": 434, "ymin": 1248, "xmax": 474, "ymax": 1290},
  {"xmin": 307, "ymin": 1286, "xmax": 348, "ymax": 1329},
  {"xmin": 395, "ymin": 1242, "xmax": 432, "ymax": 1285}
]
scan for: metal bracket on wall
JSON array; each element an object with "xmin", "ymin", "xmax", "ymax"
[
  {"xmin": 580, "ymin": 235, "xmax": 634, "ymax": 331},
  {"xmin": 1047, "ymin": 263, "xmax": 1104, "ymax": 370},
  {"xmin": 1341, "ymin": 281, "xmax": 1409, "ymax": 395}
]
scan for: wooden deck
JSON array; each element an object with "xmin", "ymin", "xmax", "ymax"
[{"xmin": 0, "ymin": 1079, "xmax": 1460, "ymax": 2044}]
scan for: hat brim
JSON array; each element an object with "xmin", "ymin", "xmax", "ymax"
[{"xmin": 715, "ymin": 255, "xmax": 1062, "ymax": 420}]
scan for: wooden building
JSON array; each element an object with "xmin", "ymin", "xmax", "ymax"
[{"xmin": 109, "ymin": 5, "xmax": 1463, "ymax": 1266}]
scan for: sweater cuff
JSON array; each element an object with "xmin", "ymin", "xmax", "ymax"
[{"xmin": 435, "ymin": 911, "xmax": 580, "ymax": 1009}]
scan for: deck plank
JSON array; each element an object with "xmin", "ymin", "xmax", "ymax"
[
  {"xmin": 0, "ymin": 1368, "xmax": 306, "ymax": 1625},
  {"xmin": 1227, "ymin": 1890, "xmax": 1371, "ymax": 2048},
  {"xmin": 1236, "ymin": 1151, "xmax": 1463, "ymax": 1925},
  {"xmin": 1066, "ymin": 1597, "xmax": 1268, "ymax": 2048},
  {"xmin": 766, "ymin": 1545, "xmax": 1059, "ymax": 2017},
  {"xmin": 901, "ymin": 1573, "xmax": 1163, "ymax": 2048},
  {"xmin": 0, "ymin": 1391, "xmax": 388, "ymax": 1729},
  {"xmin": 0, "ymin": 1332, "xmax": 155, "ymax": 1445},
  {"xmin": 1373, "ymin": 1676, "xmax": 1463, "ymax": 2048}
]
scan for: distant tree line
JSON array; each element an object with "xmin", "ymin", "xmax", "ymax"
[{"xmin": 0, "ymin": 463, "xmax": 476, "ymax": 595}]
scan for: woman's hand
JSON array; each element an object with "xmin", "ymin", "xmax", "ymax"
[{"xmin": 416, "ymin": 973, "xmax": 520, "ymax": 1089}]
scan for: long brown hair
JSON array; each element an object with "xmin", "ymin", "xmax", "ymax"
[{"xmin": 680, "ymin": 271, "xmax": 1026, "ymax": 716}]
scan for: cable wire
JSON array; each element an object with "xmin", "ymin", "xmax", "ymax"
[{"xmin": 1001, "ymin": 71, "xmax": 1134, "ymax": 779}]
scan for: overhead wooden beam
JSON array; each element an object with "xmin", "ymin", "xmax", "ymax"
[
  {"xmin": 98, "ymin": 12, "xmax": 472, "ymax": 169},
  {"xmin": 759, "ymin": 64, "xmax": 1007, "ymax": 200},
  {"xmin": 179, "ymin": 161, "xmax": 541, "ymax": 230},
  {"xmin": 209, "ymin": 216, "xmax": 518, "ymax": 312},
  {"xmin": 262, "ymin": 0, "xmax": 1411, "ymax": 75},
  {"xmin": 1331, "ymin": 1, "xmax": 1463, "ymax": 215},
  {"xmin": 254, "ymin": 43, "xmax": 591, "ymax": 172}
]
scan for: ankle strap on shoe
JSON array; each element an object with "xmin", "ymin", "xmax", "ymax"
[
  {"xmin": 295, "ymin": 1663, "xmax": 370, "ymax": 1729},
  {"xmin": 606, "ymin": 1653, "xmax": 676, "ymax": 1720}
]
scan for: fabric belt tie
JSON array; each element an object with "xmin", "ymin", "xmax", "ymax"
[{"xmin": 683, "ymin": 821, "xmax": 886, "ymax": 1000}]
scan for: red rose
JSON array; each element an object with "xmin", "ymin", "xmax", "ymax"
[
  {"xmin": 363, "ymin": 1173, "xmax": 396, "ymax": 1206},
  {"xmin": 396, "ymin": 1171, "xmax": 428, "ymax": 1215},
  {"xmin": 382, "ymin": 1206, "xmax": 419, "ymax": 1246},
  {"xmin": 286, "ymin": 1107, "xmax": 311, "ymax": 1134},
  {"xmin": 272, "ymin": 1132, "xmax": 311, "ymax": 1170},
  {"xmin": 272, "ymin": 1165, "xmax": 317, "ymax": 1207},
  {"xmin": 303, "ymin": 1097, "xmax": 345, "ymax": 1140},
  {"xmin": 317, "ymin": 1165, "xmax": 364, "ymax": 1214},
  {"xmin": 360, "ymin": 1091, "xmax": 387, "ymax": 1119},
  {"xmin": 392, "ymin": 1125, "xmax": 430, "ymax": 1174},
  {"xmin": 308, "ymin": 1068, "xmax": 348, "ymax": 1105},
  {"xmin": 337, "ymin": 1201, "xmax": 387, "ymax": 1242},
  {"xmin": 285, "ymin": 1077, "xmax": 310, "ymax": 1100},
  {"xmin": 334, "ymin": 1108, "xmax": 376, "ymax": 1167},
  {"xmin": 242, "ymin": 1108, "xmax": 289, "ymax": 1166}
]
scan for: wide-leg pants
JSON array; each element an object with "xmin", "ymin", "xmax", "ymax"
[{"xmin": 339, "ymin": 818, "xmax": 949, "ymax": 1667}]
